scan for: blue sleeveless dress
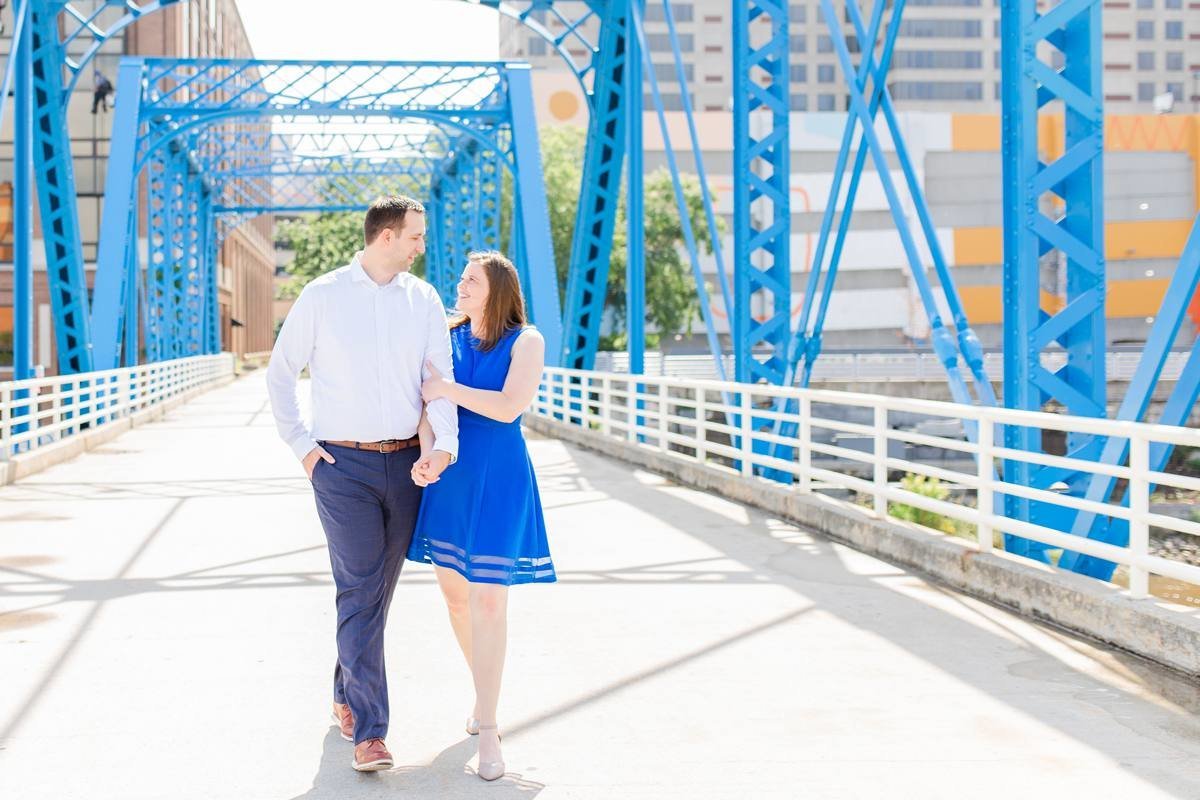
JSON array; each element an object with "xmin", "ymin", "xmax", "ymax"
[{"xmin": 407, "ymin": 324, "xmax": 556, "ymax": 585}]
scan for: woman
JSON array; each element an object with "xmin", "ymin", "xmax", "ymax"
[{"xmin": 408, "ymin": 250, "xmax": 556, "ymax": 782}]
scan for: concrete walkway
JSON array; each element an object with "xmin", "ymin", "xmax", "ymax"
[{"xmin": 2, "ymin": 370, "xmax": 1200, "ymax": 799}]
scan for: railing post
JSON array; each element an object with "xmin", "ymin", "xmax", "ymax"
[
  {"xmin": 658, "ymin": 381, "xmax": 669, "ymax": 453},
  {"xmin": 601, "ymin": 375, "xmax": 611, "ymax": 437},
  {"xmin": 976, "ymin": 415, "xmax": 994, "ymax": 553},
  {"xmin": 1128, "ymin": 433, "xmax": 1150, "ymax": 599},
  {"xmin": 873, "ymin": 403, "xmax": 888, "ymax": 517},
  {"xmin": 0, "ymin": 385, "xmax": 11, "ymax": 461},
  {"xmin": 626, "ymin": 378, "xmax": 636, "ymax": 444},
  {"xmin": 695, "ymin": 386, "xmax": 707, "ymax": 464},
  {"xmin": 740, "ymin": 388, "xmax": 752, "ymax": 476},
  {"xmin": 798, "ymin": 395, "xmax": 811, "ymax": 494}
]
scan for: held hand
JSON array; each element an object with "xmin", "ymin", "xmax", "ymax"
[
  {"xmin": 302, "ymin": 445, "xmax": 335, "ymax": 480},
  {"xmin": 411, "ymin": 449, "xmax": 452, "ymax": 487},
  {"xmin": 421, "ymin": 360, "xmax": 452, "ymax": 403}
]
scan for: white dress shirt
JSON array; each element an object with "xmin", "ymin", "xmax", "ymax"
[{"xmin": 266, "ymin": 252, "xmax": 459, "ymax": 462}]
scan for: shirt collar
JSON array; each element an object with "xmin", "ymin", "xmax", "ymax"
[{"xmin": 349, "ymin": 251, "xmax": 406, "ymax": 289}]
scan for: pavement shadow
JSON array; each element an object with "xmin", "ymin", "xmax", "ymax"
[
  {"xmin": 289, "ymin": 728, "xmax": 544, "ymax": 799},
  {"xmin": 550, "ymin": 442, "xmax": 1200, "ymax": 798}
]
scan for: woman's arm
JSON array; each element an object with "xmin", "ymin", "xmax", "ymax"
[{"xmin": 422, "ymin": 330, "xmax": 545, "ymax": 424}]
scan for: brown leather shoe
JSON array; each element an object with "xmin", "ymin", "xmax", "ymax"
[
  {"xmin": 331, "ymin": 702, "xmax": 354, "ymax": 742},
  {"xmin": 352, "ymin": 738, "xmax": 393, "ymax": 772}
]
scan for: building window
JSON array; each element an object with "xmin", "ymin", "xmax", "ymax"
[
  {"xmin": 1136, "ymin": 0, "xmax": 1153, "ymax": 7},
  {"xmin": 818, "ymin": 93, "xmax": 837, "ymax": 111},
  {"xmin": 1166, "ymin": 51, "xmax": 1184, "ymax": 70},
  {"xmin": 907, "ymin": 0, "xmax": 982, "ymax": 4},
  {"xmin": 1137, "ymin": 82, "xmax": 1156, "ymax": 101},
  {"xmin": 790, "ymin": 35, "xmax": 807, "ymax": 53},
  {"xmin": 1164, "ymin": 21, "xmax": 1182, "ymax": 40},
  {"xmin": 645, "ymin": 33, "xmax": 694, "ymax": 52},
  {"xmin": 528, "ymin": 38, "xmax": 547, "ymax": 56},
  {"xmin": 1136, "ymin": 21, "xmax": 1154, "ymax": 39},
  {"xmin": 894, "ymin": 50, "xmax": 983, "ymax": 69},
  {"xmin": 790, "ymin": 63, "xmax": 808, "ymax": 82},
  {"xmin": 899, "ymin": 19, "xmax": 982, "ymax": 37},
  {"xmin": 645, "ymin": 93, "xmax": 692, "ymax": 110},
  {"xmin": 1167, "ymin": 82, "xmax": 1184, "ymax": 99},
  {"xmin": 791, "ymin": 94, "xmax": 809, "ymax": 111},
  {"xmin": 790, "ymin": 5, "xmax": 807, "ymax": 22},
  {"xmin": 1164, "ymin": 0, "xmax": 1181, "ymax": 7},
  {"xmin": 653, "ymin": 62, "xmax": 695, "ymax": 81},
  {"xmin": 818, "ymin": 64, "xmax": 836, "ymax": 83},
  {"xmin": 889, "ymin": 81, "xmax": 984, "ymax": 100},
  {"xmin": 1137, "ymin": 51, "xmax": 1155, "ymax": 70},
  {"xmin": 818, "ymin": 35, "xmax": 833, "ymax": 53},
  {"xmin": 643, "ymin": 4, "xmax": 694, "ymax": 23}
]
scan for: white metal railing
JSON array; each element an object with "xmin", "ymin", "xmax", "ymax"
[
  {"xmin": 0, "ymin": 354, "xmax": 235, "ymax": 460},
  {"xmin": 532, "ymin": 367, "xmax": 1200, "ymax": 600},
  {"xmin": 594, "ymin": 350, "xmax": 1191, "ymax": 383}
]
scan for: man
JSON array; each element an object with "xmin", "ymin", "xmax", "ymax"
[
  {"xmin": 267, "ymin": 195, "xmax": 457, "ymax": 771},
  {"xmin": 92, "ymin": 70, "xmax": 113, "ymax": 114}
]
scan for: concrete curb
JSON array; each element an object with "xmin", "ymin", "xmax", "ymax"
[
  {"xmin": 526, "ymin": 414, "xmax": 1200, "ymax": 678},
  {"xmin": 0, "ymin": 376, "xmax": 235, "ymax": 486}
]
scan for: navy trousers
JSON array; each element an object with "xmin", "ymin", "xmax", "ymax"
[{"xmin": 310, "ymin": 443, "xmax": 421, "ymax": 744}]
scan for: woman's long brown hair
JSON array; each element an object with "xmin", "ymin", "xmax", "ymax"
[{"xmin": 450, "ymin": 251, "xmax": 528, "ymax": 351}]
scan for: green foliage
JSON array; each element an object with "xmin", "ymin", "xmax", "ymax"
[{"xmin": 889, "ymin": 473, "xmax": 959, "ymax": 535}]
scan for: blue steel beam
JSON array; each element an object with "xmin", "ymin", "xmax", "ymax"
[
  {"xmin": 13, "ymin": 0, "xmax": 33, "ymax": 380},
  {"xmin": 626, "ymin": 0, "xmax": 645, "ymax": 376},
  {"xmin": 29, "ymin": 1, "xmax": 93, "ymax": 373},
  {"xmin": 1001, "ymin": 0, "xmax": 1106, "ymax": 559},
  {"xmin": 506, "ymin": 64, "xmax": 563, "ymax": 363},
  {"xmin": 93, "ymin": 57, "xmax": 148, "ymax": 370},
  {"xmin": 560, "ymin": 1, "xmax": 629, "ymax": 369},
  {"xmin": 732, "ymin": 0, "xmax": 790, "ymax": 385}
]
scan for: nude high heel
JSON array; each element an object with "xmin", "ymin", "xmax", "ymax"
[{"xmin": 475, "ymin": 723, "xmax": 505, "ymax": 781}]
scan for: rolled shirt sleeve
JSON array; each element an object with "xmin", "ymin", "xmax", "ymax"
[
  {"xmin": 422, "ymin": 287, "xmax": 460, "ymax": 461},
  {"xmin": 266, "ymin": 286, "xmax": 320, "ymax": 462}
]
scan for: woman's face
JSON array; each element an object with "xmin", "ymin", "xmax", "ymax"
[{"xmin": 456, "ymin": 260, "xmax": 490, "ymax": 318}]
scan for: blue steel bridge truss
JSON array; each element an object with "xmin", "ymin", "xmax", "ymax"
[
  {"xmin": 82, "ymin": 57, "xmax": 560, "ymax": 371},
  {"xmin": 2, "ymin": 0, "xmax": 1198, "ymax": 580}
]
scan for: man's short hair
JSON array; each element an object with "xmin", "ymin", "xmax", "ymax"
[{"xmin": 364, "ymin": 195, "xmax": 425, "ymax": 245}]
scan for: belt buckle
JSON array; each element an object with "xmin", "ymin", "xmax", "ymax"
[{"xmin": 378, "ymin": 439, "xmax": 396, "ymax": 454}]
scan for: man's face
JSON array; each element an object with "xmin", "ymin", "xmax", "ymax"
[{"xmin": 388, "ymin": 213, "xmax": 427, "ymax": 272}]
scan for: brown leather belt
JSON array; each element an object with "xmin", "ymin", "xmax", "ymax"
[{"xmin": 321, "ymin": 436, "xmax": 421, "ymax": 454}]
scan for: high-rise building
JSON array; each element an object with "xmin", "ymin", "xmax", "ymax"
[
  {"xmin": 0, "ymin": 1, "xmax": 276, "ymax": 372},
  {"xmin": 500, "ymin": 1, "xmax": 1199, "ymax": 114}
]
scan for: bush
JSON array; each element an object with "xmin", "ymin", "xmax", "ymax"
[{"xmin": 889, "ymin": 473, "xmax": 958, "ymax": 535}]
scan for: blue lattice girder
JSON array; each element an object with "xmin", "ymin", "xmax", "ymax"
[
  {"xmin": 560, "ymin": 1, "xmax": 629, "ymax": 370},
  {"xmin": 29, "ymin": 2, "xmax": 94, "ymax": 373},
  {"xmin": 1001, "ymin": 0, "xmax": 1105, "ymax": 558},
  {"xmin": 732, "ymin": 0, "xmax": 790, "ymax": 386}
]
